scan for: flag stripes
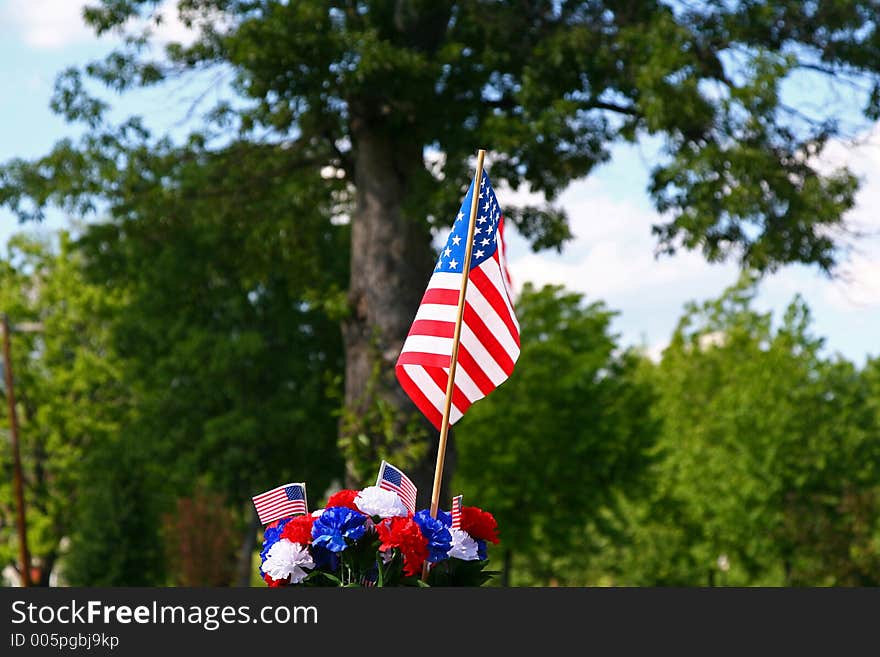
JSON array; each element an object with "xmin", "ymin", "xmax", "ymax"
[
  {"xmin": 252, "ymin": 483, "xmax": 308, "ymax": 526},
  {"xmin": 376, "ymin": 460, "xmax": 418, "ymax": 515}
]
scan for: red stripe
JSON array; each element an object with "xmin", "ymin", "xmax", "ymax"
[
  {"xmin": 422, "ymin": 288, "xmax": 460, "ymax": 306},
  {"xmin": 463, "ymin": 302, "xmax": 516, "ymax": 375},
  {"xmin": 408, "ymin": 319, "xmax": 455, "ymax": 338},
  {"xmin": 456, "ymin": 345, "xmax": 496, "ymax": 396},
  {"xmin": 397, "ymin": 351, "xmax": 451, "ymax": 369},
  {"xmin": 395, "ymin": 365, "xmax": 443, "ymax": 429},
  {"xmin": 258, "ymin": 500, "xmax": 306, "ymax": 515},
  {"xmin": 424, "ymin": 365, "xmax": 472, "ymax": 417},
  {"xmin": 379, "ymin": 482, "xmax": 416, "ymax": 513},
  {"xmin": 470, "ymin": 265, "xmax": 520, "ymax": 347}
]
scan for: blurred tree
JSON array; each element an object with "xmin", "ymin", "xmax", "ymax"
[
  {"xmin": 2, "ymin": 0, "xmax": 880, "ymax": 496},
  {"xmin": 0, "ymin": 233, "xmax": 135, "ymax": 585},
  {"xmin": 595, "ymin": 276, "xmax": 880, "ymax": 585},
  {"xmin": 453, "ymin": 284, "xmax": 658, "ymax": 585},
  {"xmin": 73, "ymin": 146, "xmax": 349, "ymax": 584}
]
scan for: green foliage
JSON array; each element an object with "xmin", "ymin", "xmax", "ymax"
[
  {"xmin": 0, "ymin": 233, "xmax": 135, "ymax": 583},
  {"xmin": 454, "ymin": 284, "xmax": 659, "ymax": 585},
  {"xmin": 4, "ymin": 2, "xmax": 880, "ymax": 269},
  {"xmin": 595, "ymin": 275, "xmax": 880, "ymax": 586}
]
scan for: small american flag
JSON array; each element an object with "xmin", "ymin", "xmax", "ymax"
[
  {"xmin": 451, "ymin": 494, "xmax": 463, "ymax": 529},
  {"xmin": 252, "ymin": 482, "xmax": 308, "ymax": 525},
  {"xmin": 376, "ymin": 460, "xmax": 417, "ymax": 515},
  {"xmin": 396, "ymin": 170, "xmax": 520, "ymax": 429}
]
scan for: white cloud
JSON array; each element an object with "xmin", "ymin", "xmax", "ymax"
[
  {"xmin": 503, "ymin": 122, "xmax": 880, "ymax": 362},
  {"xmin": 2, "ymin": 0, "xmax": 93, "ymax": 49},
  {"xmin": 2, "ymin": 0, "xmax": 202, "ymax": 50}
]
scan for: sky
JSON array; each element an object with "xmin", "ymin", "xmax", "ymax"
[{"xmin": 1, "ymin": 1, "xmax": 878, "ymax": 366}]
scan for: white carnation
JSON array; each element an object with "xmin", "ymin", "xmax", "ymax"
[
  {"xmin": 263, "ymin": 539, "xmax": 314, "ymax": 583},
  {"xmin": 355, "ymin": 486, "xmax": 409, "ymax": 518},
  {"xmin": 447, "ymin": 528, "xmax": 479, "ymax": 561},
  {"xmin": 311, "ymin": 508, "xmax": 325, "ymax": 517}
]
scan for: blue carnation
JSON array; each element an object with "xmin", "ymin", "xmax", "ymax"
[
  {"xmin": 259, "ymin": 517, "xmax": 291, "ymax": 576},
  {"xmin": 311, "ymin": 507, "xmax": 367, "ymax": 553},
  {"xmin": 436, "ymin": 510, "xmax": 452, "ymax": 527},
  {"xmin": 414, "ymin": 510, "xmax": 452, "ymax": 563}
]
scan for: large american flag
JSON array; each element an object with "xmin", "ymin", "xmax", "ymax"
[
  {"xmin": 252, "ymin": 482, "xmax": 308, "ymax": 525},
  {"xmin": 396, "ymin": 170, "xmax": 520, "ymax": 429},
  {"xmin": 376, "ymin": 460, "xmax": 418, "ymax": 515}
]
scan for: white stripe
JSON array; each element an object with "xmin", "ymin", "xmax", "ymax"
[
  {"xmin": 459, "ymin": 323, "xmax": 507, "ymax": 385},
  {"xmin": 427, "ymin": 271, "xmax": 464, "ymax": 291},
  {"xmin": 400, "ymin": 334, "xmax": 454, "ymax": 356},
  {"xmin": 466, "ymin": 281, "xmax": 520, "ymax": 358},
  {"xmin": 445, "ymin": 366, "xmax": 481, "ymax": 403},
  {"xmin": 480, "ymin": 260, "xmax": 520, "ymax": 332},
  {"xmin": 414, "ymin": 303, "xmax": 458, "ymax": 323},
  {"xmin": 259, "ymin": 499, "xmax": 304, "ymax": 514}
]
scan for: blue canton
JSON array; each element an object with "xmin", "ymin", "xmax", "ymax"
[
  {"xmin": 285, "ymin": 485, "xmax": 304, "ymax": 501},
  {"xmin": 435, "ymin": 171, "xmax": 501, "ymax": 273},
  {"xmin": 383, "ymin": 467, "xmax": 402, "ymax": 486}
]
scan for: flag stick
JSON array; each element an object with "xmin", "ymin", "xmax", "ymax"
[{"xmin": 428, "ymin": 149, "xmax": 486, "ymax": 522}]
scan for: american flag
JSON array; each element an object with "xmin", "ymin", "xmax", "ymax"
[
  {"xmin": 451, "ymin": 494, "xmax": 463, "ymax": 530},
  {"xmin": 396, "ymin": 170, "xmax": 520, "ymax": 429},
  {"xmin": 376, "ymin": 460, "xmax": 418, "ymax": 515},
  {"xmin": 252, "ymin": 482, "xmax": 308, "ymax": 525}
]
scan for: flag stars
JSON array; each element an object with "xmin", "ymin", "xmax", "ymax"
[
  {"xmin": 483, "ymin": 200, "xmax": 491, "ymax": 211},
  {"xmin": 448, "ymin": 258, "xmax": 459, "ymax": 269},
  {"xmin": 451, "ymin": 235, "xmax": 462, "ymax": 246},
  {"xmin": 478, "ymin": 214, "xmax": 487, "ymax": 224},
  {"xmin": 480, "ymin": 237, "xmax": 490, "ymax": 246},
  {"xmin": 475, "ymin": 249, "xmax": 485, "ymax": 259},
  {"xmin": 444, "ymin": 247, "xmax": 452, "ymax": 257},
  {"xmin": 456, "ymin": 210, "xmax": 464, "ymax": 222}
]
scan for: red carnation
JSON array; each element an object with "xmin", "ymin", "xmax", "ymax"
[
  {"xmin": 281, "ymin": 514, "xmax": 315, "ymax": 545},
  {"xmin": 377, "ymin": 516, "xmax": 429, "ymax": 576},
  {"xmin": 263, "ymin": 573, "xmax": 288, "ymax": 588},
  {"xmin": 325, "ymin": 489, "xmax": 360, "ymax": 512},
  {"xmin": 461, "ymin": 506, "xmax": 500, "ymax": 544}
]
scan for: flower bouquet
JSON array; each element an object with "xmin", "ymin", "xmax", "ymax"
[{"xmin": 257, "ymin": 483, "xmax": 499, "ymax": 587}]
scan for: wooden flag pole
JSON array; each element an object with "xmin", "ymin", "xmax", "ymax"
[{"xmin": 428, "ymin": 149, "xmax": 486, "ymax": 523}]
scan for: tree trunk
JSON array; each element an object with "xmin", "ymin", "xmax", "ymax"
[
  {"xmin": 235, "ymin": 506, "xmax": 259, "ymax": 587},
  {"xmin": 341, "ymin": 126, "xmax": 456, "ymax": 506}
]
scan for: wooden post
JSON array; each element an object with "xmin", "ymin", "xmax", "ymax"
[
  {"xmin": 2, "ymin": 314, "xmax": 31, "ymax": 587},
  {"xmin": 427, "ymin": 149, "xmax": 486, "ymax": 520}
]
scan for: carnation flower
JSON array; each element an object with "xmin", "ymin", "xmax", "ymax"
[
  {"xmin": 460, "ymin": 506, "xmax": 499, "ymax": 544},
  {"xmin": 355, "ymin": 486, "xmax": 409, "ymax": 518},
  {"xmin": 259, "ymin": 517, "xmax": 292, "ymax": 576},
  {"xmin": 311, "ymin": 506, "xmax": 368, "ymax": 552},
  {"xmin": 413, "ymin": 510, "xmax": 453, "ymax": 563},
  {"xmin": 447, "ymin": 528, "xmax": 480, "ymax": 561},
  {"xmin": 262, "ymin": 539, "xmax": 315, "ymax": 584},
  {"xmin": 263, "ymin": 573, "xmax": 287, "ymax": 588},
  {"xmin": 377, "ymin": 516, "xmax": 429, "ymax": 576},
  {"xmin": 325, "ymin": 489, "xmax": 360, "ymax": 511},
  {"xmin": 281, "ymin": 514, "xmax": 315, "ymax": 545}
]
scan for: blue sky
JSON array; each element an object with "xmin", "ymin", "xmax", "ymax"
[{"xmin": 1, "ymin": 1, "xmax": 878, "ymax": 365}]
